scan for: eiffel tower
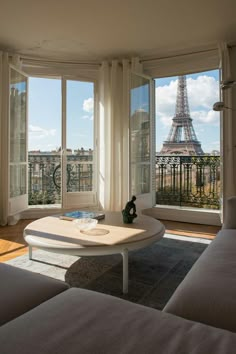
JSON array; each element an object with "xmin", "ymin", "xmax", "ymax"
[{"xmin": 160, "ymin": 75, "xmax": 204, "ymax": 155}]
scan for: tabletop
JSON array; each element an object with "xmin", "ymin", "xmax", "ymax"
[{"xmin": 24, "ymin": 211, "xmax": 165, "ymax": 248}]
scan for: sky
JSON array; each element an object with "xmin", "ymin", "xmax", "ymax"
[
  {"xmin": 155, "ymin": 70, "xmax": 220, "ymax": 153},
  {"xmin": 28, "ymin": 78, "xmax": 94, "ymax": 152},
  {"xmin": 28, "ymin": 69, "xmax": 220, "ymax": 153}
]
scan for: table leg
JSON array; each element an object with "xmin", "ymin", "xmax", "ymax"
[
  {"xmin": 29, "ymin": 245, "xmax": 32, "ymax": 260},
  {"xmin": 122, "ymin": 248, "xmax": 129, "ymax": 294}
]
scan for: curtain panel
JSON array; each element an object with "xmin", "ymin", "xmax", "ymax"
[
  {"xmin": 219, "ymin": 43, "xmax": 236, "ymax": 220},
  {"xmin": 98, "ymin": 58, "xmax": 143, "ymax": 211},
  {"xmin": 0, "ymin": 52, "xmax": 9, "ymax": 225}
]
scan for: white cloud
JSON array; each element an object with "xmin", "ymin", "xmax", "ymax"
[
  {"xmin": 212, "ymin": 141, "xmax": 220, "ymax": 145},
  {"xmin": 83, "ymin": 97, "xmax": 94, "ymax": 113},
  {"xmin": 191, "ymin": 109, "xmax": 220, "ymax": 125},
  {"xmin": 157, "ymin": 112, "xmax": 173, "ymax": 127},
  {"xmin": 155, "ymin": 74, "xmax": 220, "ymax": 152},
  {"xmin": 155, "ymin": 75, "xmax": 220, "ymax": 126},
  {"xmin": 155, "ymin": 79, "xmax": 177, "ymax": 114},
  {"xmin": 72, "ymin": 133, "xmax": 87, "ymax": 138},
  {"xmin": 187, "ymin": 76, "xmax": 219, "ymax": 110},
  {"xmin": 156, "ymin": 75, "xmax": 219, "ymax": 117},
  {"xmin": 29, "ymin": 124, "xmax": 56, "ymax": 139},
  {"xmin": 81, "ymin": 115, "xmax": 94, "ymax": 121}
]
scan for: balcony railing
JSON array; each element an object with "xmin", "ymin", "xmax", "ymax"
[
  {"xmin": 28, "ymin": 153, "xmax": 93, "ymax": 205},
  {"xmin": 28, "ymin": 153, "xmax": 221, "ymax": 209},
  {"xmin": 156, "ymin": 155, "xmax": 220, "ymax": 209}
]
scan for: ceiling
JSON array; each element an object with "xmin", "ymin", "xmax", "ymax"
[{"xmin": 1, "ymin": 0, "xmax": 236, "ymax": 62}]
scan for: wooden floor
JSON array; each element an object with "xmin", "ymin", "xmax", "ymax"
[
  {"xmin": 0, "ymin": 219, "xmax": 221, "ymax": 263},
  {"xmin": 162, "ymin": 220, "xmax": 220, "ymax": 239}
]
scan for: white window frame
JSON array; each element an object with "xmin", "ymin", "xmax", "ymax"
[
  {"xmin": 61, "ymin": 75, "xmax": 98, "ymax": 209},
  {"xmin": 20, "ymin": 64, "xmax": 100, "ymax": 219},
  {"xmin": 8, "ymin": 64, "xmax": 29, "ymax": 216},
  {"xmin": 142, "ymin": 50, "xmax": 222, "ymax": 226}
]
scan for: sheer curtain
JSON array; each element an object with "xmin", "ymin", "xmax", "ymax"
[
  {"xmin": 0, "ymin": 52, "xmax": 9, "ymax": 225},
  {"xmin": 219, "ymin": 43, "xmax": 236, "ymax": 219},
  {"xmin": 98, "ymin": 58, "xmax": 142, "ymax": 211}
]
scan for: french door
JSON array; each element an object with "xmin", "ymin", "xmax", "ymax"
[
  {"xmin": 9, "ymin": 66, "xmax": 28, "ymax": 215},
  {"xmin": 11, "ymin": 74, "xmax": 96, "ymax": 213},
  {"xmin": 129, "ymin": 72, "xmax": 155, "ymax": 210},
  {"xmin": 61, "ymin": 78, "xmax": 96, "ymax": 209}
]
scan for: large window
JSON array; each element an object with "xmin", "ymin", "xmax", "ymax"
[
  {"xmin": 155, "ymin": 70, "xmax": 220, "ymax": 210},
  {"xmin": 28, "ymin": 77, "xmax": 95, "ymax": 208}
]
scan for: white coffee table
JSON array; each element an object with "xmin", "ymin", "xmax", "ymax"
[{"xmin": 24, "ymin": 212, "xmax": 165, "ymax": 293}]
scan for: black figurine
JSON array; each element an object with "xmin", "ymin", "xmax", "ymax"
[{"xmin": 122, "ymin": 196, "xmax": 137, "ymax": 224}]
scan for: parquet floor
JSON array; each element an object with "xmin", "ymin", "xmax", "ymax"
[
  {"xmin": 0, "ymin": 220, "xmax": 32, "ymax": 262},
  {"xmin": 162, "ymin": 220, "xmax": 220, "ymax": 240},
  {"xmin": 0, "ymin": 219, "xmax": 221, "ymax": 263}
]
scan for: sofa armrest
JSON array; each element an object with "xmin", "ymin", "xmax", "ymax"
[
  {"xmin": 222, "ymin": 196, "xmax": 236, "ymax": 229},
  {"xmin": 0, "ymin": 263, "xmax": 69, "ymax": 326}
]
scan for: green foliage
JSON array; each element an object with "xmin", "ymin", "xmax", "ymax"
[{"xmin": 28, "ymin": 191, "xmax": 56, "ymax": 205}]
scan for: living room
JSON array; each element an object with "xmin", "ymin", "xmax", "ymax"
[{"xmin": 1, "ymin": 0, "xmax": 236, "ymax": 353}]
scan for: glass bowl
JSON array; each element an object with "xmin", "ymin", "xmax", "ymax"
[{"xmin": 72, "ymin": 218, "xmax": 98, "ymax": 231}]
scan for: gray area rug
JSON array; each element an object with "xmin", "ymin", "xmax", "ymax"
[{"xmin": 6, "ymin": 234, "xmax": 210, "ymax": 310}]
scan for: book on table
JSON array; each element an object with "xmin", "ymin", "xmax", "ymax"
[{"xmin": 60, "ymin": 211, "xmax": 105, "ymax": 221}]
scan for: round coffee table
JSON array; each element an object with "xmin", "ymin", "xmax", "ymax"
[{"xmin": 24, "ymin": 212, "xmax": 165, "ymax": 293}]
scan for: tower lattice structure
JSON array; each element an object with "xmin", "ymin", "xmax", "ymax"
[{"xmin": 160, "ymin": 75, "xmax": 204, "ymax": 155}]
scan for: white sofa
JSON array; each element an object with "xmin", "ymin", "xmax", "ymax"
[{"xmin": 1, "ymin": 197, "xmax": 236, "ymax": 353}]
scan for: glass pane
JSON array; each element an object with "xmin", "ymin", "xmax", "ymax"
[
  {"xmin": 131, "ymin": 164, "xmax": 150, "ymax": 195},
  {"xmin": 10, "ymin": 165, "xmax": 27, "ymax": 197},
  {"xmin": 10, "ymin": 69, "xmax": 27, "ymax": 163},
  {"xmin": 155, "ymin": 70, "xmax": 220, "ymax": 209},
  {"xmin": 130, "ymin": 74, "xmax": 150, "ymax": 195},
  {"xmin": 66, "ymin": 80, "xmax": 94, "ymax": 192},
  {"xmin": 28, "ymin": 78, "xmax": 61, "ymax": 205}
]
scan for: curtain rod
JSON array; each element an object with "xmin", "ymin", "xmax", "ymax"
[
  {"xmin": 10, "ymin": 43, "xmax": 236, "ymax": 66},
  {"xmin": 140, "ymin": 47, "xmax": 219, "ymax": 63},
  {"xmin": 15, "ymin": 54, "xmax": 101, "ymax": 67}
]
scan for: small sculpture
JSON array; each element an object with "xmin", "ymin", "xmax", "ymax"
[{"xmin": 122, "ymin": 196, "xmax": 137, "ymax": 224}]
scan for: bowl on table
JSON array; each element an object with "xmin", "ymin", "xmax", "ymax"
[{"xmin": 72, "ymin": 218, "xmax": 98, "ymax": 231}]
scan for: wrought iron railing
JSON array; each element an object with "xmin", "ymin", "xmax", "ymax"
[
  {"xmin": 28, "ymin": 153, "xmax": 220, "ymax": 209},
  {"xmin": 156, "ymin": 155, "xmax": 220, "ymax": 209},
  {"xmin": 28, "ymin": 153, "xmax": 93, "ymax": 205}
]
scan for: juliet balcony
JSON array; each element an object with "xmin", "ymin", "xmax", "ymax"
[
  {"xmin": 156, "ymin": 154, "xmax": 220, "ymax": 209},
  {"xmin": 28, "ymin": 153, "xmax": 221, "ymax": 210},
  {"xmin": 28, "ymin": 152, "xmax": 93, "ymax": 205}
]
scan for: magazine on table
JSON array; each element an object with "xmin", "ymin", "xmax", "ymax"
[{"xmin": 60, "ymin": 210, "xmax": 105, "ymax": 221}]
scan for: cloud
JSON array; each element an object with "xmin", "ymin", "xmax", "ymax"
[
  {"xmin": 191, "ymin": 109, "xmax": 220, "ymax": 125},
  {"xmin": 28, "ymin": 142, "xmax": 58, "ymax": 151},
  {"xmin": 29, "ymin": 124, "xmax": 56, "ymax": 139},
  {"xmin": 83, "ymin": 97, "xmax": 94, "ymax": 113},
  {"xmin": 187, "ymin": 76, "xmax": 219, "ymax": 110},
  {"xmin": 155, "ymin": 79, "xmax": 177, "ymax": 114},
  {"xmin": 155, "ymin": 74, "xmax": 220, "ymax": 152},
  {"xmin": 72, "ymin": 133, "xmax": 87, "ymax": 138},
  {"xmin": 202, "ymin": 140, "xmax": 220, "ymax": 152},
  {"xmin": 211, "ymin": 140, "xmax": 220, "ymax": 145},
  {"xmin": 81, "ymin": 115, "xmax": 94, "ymax": 121},
  {"xmin": 155, "ymin": 75, "xmax": 220, "ymax": 126},
  {"xmin": 157, "ymin": 112, "xmax": 173, "ymax": 127}
]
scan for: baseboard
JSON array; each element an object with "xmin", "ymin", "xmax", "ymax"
[{"xmin": 142, "ymin": 206, "xmax": 221, "ymax": 226}]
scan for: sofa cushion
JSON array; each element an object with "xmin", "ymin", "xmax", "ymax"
[
  {"xmin": 222, "ymin": 196, "xmax": 236, "ymax": 229},
  {"xmin": 164, "ymin": 230, "xmax": 236, "ymax": 332},
  {"xmin": 1, "ymin": 287, "xmax": 236, "ymax": 354},
  {"xmin": 0, "ymin": 262, "xmax": 69, "ymax": 326}
]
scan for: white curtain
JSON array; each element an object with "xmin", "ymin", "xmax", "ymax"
[
  {"xmin": 219, "ymin": 42, "xmax": 236, "ymax": 219},
  {"xmin": 0, "ymin": 52, "xmax": 9, "ymax": 225},
  {"xmin": 98, "ymin": 58, "xmax": 142, "ymax": 211},
  {"xmin": 143, "ymin": 48, "xmax": 219, "ymax": 78}
]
